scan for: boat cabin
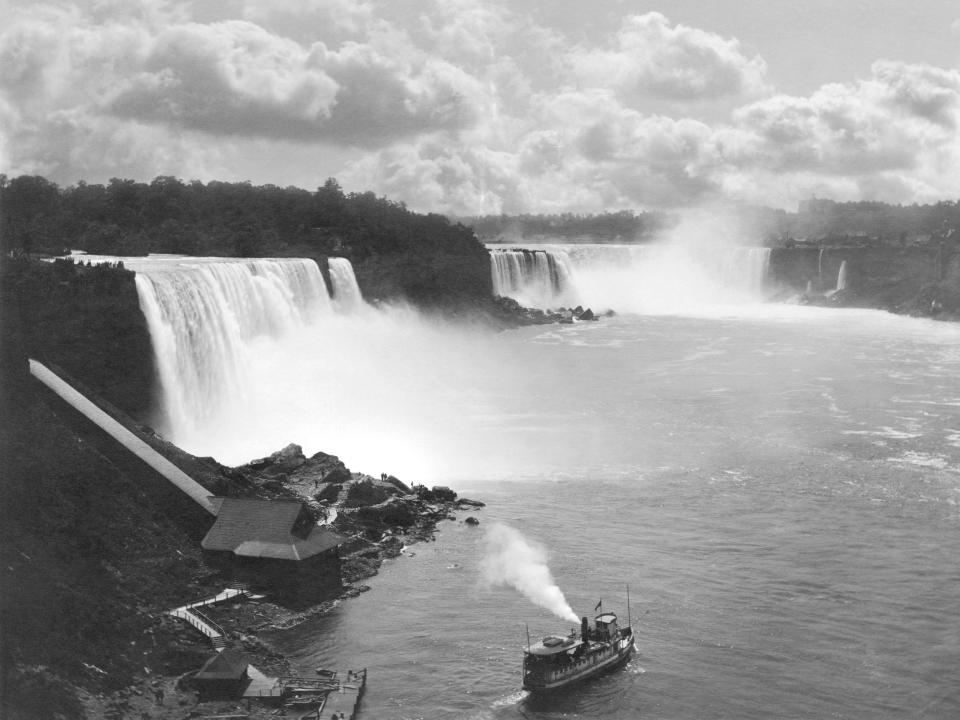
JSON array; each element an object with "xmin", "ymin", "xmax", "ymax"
[
  {"xmin": 591, "ymin": 613, "xmax": 620, "ymax": 642},
  {"xmin": 523, "ymin": 611, "xmax": 633, "ymax": 691}
]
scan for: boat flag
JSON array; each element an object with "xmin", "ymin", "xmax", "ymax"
[{"xmin": 595, "ymin": 599, "xmax": 602, "ymax": 611}]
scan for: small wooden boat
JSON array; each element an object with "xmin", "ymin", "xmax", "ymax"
[{"xmin": 522, "ymin": 605, "xmax": 635, "ymax": 691}]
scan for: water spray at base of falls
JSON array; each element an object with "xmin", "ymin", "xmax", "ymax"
[{"xmin": 481, "ymin": 522, "xmax": 579, "ymax": 623}]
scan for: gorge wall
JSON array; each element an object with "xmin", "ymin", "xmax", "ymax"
[{"xmin": 768, "ymin": 245, "xmax": 960, "ymax": 313}]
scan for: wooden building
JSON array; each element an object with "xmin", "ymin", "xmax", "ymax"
[
  {"xmin": 201, "ymin": 498, "xmax": 345, "ymax": 606},
  {"xmin": 194, "ymin": 650, "xmax": 250, "ymax": 701}
]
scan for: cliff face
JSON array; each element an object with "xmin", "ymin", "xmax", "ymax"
[
  {"xmin": 768, "ymin": 245, "xmax": 960, "ymax": 314},
  {"xmin": 347, "ymin": 247, "xmax": 492, "ymax": 309},
  {"xmin": 5, "ymin": 258, "xmax": 156, "ymax": 420}
]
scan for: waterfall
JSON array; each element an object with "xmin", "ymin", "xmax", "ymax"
[
  {"xmin": 328, "ymin": 257, "xmax": 364, "ymax": 312},
  {"xmin": 489, "ymin": 243, "xmax": 771, "ymax": 313},
  {"xmin": 836, "ymin": 261, "xmax": 848, "ymax": 292},
  {"xmin": 128, "ymin": 257, "xmax": 333, "ymax": 440},
  {"xmin": 490, "ymin": 249, "xmax": 577, "ymax": 308}
]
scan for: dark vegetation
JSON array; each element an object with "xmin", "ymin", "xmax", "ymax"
[
  {"xmin": 2, "ymin": 255, "xmax": 156, "ymax": 418},
  {"xmin": 0, "ymin": 387, "xmax": 220, "ymax": 717},
  {"xmin": 0, "ymin": 174, "xmax": 492, "ymax": 308}
]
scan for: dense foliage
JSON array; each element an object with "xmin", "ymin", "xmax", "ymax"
[
  {"xmin": 1, "ymin": 256, "xmax": 155, "ymax": 418},
  {"xmin": 0, "ymin": 175, "xmax": 492, "ymax": 307}
]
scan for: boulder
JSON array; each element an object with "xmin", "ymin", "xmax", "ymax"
[
  {"xmin": 431, "ymin": 485, "xmax": 457, "ymax": 502},
  {"xmin": 342, "ymin": 478, "xmax": 391, "ymax": 508},
  {"xmin": 243, "ymin": 443, "xmax": 306, "ymax": 476},
  {"xmin": 305, "ymin": 451, "xmax": 352, "ymax": 484},
  {"xmin": 315, "ymin": 483, "xmax": 343, "ymax": 504},
  {"xmin": 579, "ymin": 308, "xmax": 596, "ymax": 321},
  {"xmin": 465, "ymin": 516, "xmax": 480, "ymax": 526},
  {"xmin": 383, "ymin": 474, "xmax": 411, "ymax": 493},
  {"xmin": 416, "ymin": 485, "xmax": 457, "ymax": 503},
  {"xmin": 351, "ymin": 497, "xmax": 419, "ymax": 528}
]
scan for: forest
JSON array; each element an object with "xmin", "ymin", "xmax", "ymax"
[{"xmin": 0, "ymin": 175, "xmax": 492, "ymax": 308}]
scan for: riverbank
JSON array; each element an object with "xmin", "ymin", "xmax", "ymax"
[
  {"xmin": 85, "ymin": 445, "xmax": 486, "ymax": 720},
  {"xmin": 0, "ymin": 364, "xmax": 483, "ymax": 719}
]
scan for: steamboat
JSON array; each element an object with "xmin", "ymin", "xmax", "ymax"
[{"xmin": 522, "ymin": 604, "xmax": 636, "ymax": 691}]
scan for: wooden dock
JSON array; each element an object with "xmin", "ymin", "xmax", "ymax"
[{"xmin": 280, "ymin": 669, "xmax": 366, "ymax": 720}]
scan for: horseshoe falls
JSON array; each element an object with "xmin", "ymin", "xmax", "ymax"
[{"xmin": 490, "ymin": 243, "xmax": 771, "ymax": 313}]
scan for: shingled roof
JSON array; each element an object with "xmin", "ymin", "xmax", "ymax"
[
  {"xmin": 195, "ymin": 650, "xmax": 249, "ymax": 681},
  {"xmin": 201, "ymin": 498, "xmax": 344, "ymax": 561}
]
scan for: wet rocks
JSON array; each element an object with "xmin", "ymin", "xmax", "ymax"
[
  {"xmin": 489, "ymin": 296, "xmax": 606, "ymax": 327},
  {"xmin": 343, "ymin": 496, "xmax": 419, "ymax": 528}
]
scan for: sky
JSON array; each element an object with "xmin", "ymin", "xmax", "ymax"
[{"xmin": 2, "ymin": 0, "xmax": 960, "ymax": 215}]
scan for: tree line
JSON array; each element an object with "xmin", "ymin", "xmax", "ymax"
[{"xmin": 0, "ymin": 174, "xmax": 484, "ymax": 261}]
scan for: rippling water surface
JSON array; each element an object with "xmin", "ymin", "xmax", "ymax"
[{"xmin": 267, "ymin": 309, "xmax": 960, "ymax": 719}]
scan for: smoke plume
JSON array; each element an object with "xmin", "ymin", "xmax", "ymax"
[{"xmin": 481, "ymin": 522, "xmax": 579, "ymax": 623}]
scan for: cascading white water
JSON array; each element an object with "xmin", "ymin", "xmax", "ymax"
[
  {"xmin": 836, "ymin": 261, "xmax": 848, "ymax": 292},
  {"xmin": 93, "ymin": 254, "xmax": 364, "ymax": 445},
  {"xmin": 132, "ymin": 257, "xmax": 333, "ymax": 438},
  {"xmin": 489, "ymin": 243, "xmax": 771, "ymax": 313},
  {"xmin": 328, "ymin": 257, "xmax": 364, "ymax": 312},
  {"xmin": 490, "ymin": 249, "xmax": 577, "ymax": 308}
]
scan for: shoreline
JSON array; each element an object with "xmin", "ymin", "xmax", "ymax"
[{"xmin": 74, "ymin": 443, "xmax": 485, "ymax": 720}]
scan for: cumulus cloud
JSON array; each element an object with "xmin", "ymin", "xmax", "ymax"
[
  {"xmin": 568, "ymin": 13, "xmax": 768, "ymax": 106},
  {"xmin": 732, "ymin": 61, "xmax": 960, "ymax": 176},
  {"xmin": 2, "ymin": 2, "xmax": 959, "ymax": 213},
  {"xmin": 241, "ymin": 0, "xmax": 374, "ymax": 38},
  {"xmin": 343, "ymin": 88, "xmax": 730, "ymax": 213},
  {"xmin": 106, "ymin": 20, "xmax": 483, "ymax": 145},
  {"xmin": 346, "ymin": 57, "xmax": 960, "ymax": 213}
]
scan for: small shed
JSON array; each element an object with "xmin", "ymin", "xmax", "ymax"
[{"xmin": 194, "ymin": 650, "xmax": 250, "ymax": 701}]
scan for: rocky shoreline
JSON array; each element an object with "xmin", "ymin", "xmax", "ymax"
[
  {"xmin": 483, "ymin": 295, "xmax": 613, "ymax": 328},
  {"xmin": 73, "ymin": 443, "xmax": 485, "ymax": 720}
]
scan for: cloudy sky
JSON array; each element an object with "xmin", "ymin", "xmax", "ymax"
[{"xmin": 2, "ymin": 0, "xmax": 960, "ymax": 214}]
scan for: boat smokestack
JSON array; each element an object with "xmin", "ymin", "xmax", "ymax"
[{"xmin": 581, "ymin": 616, "xmax": 589, "ymax": 641}]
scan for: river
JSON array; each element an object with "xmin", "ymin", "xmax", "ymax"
[{"xmin": 259, "ymin": 308, "xmax": 960, "ymax": 720}]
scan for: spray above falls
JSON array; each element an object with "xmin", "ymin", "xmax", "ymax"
[{"xmin": 481, "ymin": 522, "xmax": 579, "ymax": 623}]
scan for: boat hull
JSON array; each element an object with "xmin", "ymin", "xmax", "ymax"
[{"xmin": 523, "ymin": 635, "xmax": 635, "ymax": 691}]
